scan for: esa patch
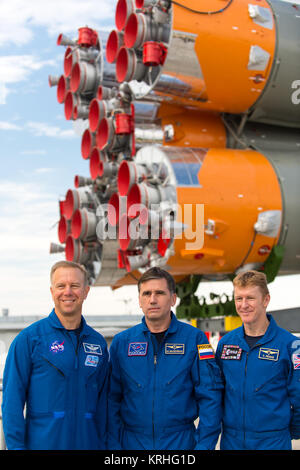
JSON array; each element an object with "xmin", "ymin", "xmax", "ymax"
[
  {"xmin": 128, "ymin": 342, "xmax": 148, "ymax": 356},
  {"xmin": 83, "ymin": 343, "xmax": 102, "ymax": 355},
  {"xmin": 85, "ymin": 355, "xmax": 99, "ymax": 367},
  {"xmin": 221, "ymin": 344, "xmax": 242, "ymax": 360},
  {"xmin": 165, "ymin": 343, "xmax": 185, "ymax": 354},
  {"xmin": 258, "ymin": 348, "xmax": 279, "ymax": 361},
  {"xmin": 197, "ymin": 344, "xmax": 215, "ymax": 360}
]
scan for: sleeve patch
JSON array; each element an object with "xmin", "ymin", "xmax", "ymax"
[
  {"xmin": 197, "ymin": 344, "xmax": 215, "ymax": 360},
  {"xmin": 293, "ymin": 353, "xmax": 300, "ymax": 369}
]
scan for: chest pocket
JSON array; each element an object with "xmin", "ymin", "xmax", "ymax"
[
  {"xmin": 162, "ymin": 349, "xmax": 194, "ymax": 393},
  {"xmin": 253, "ymin": 367, "xmax": 286, "ymax": 395},
  {"xmin": 121, "ymin": 367, "xmax": 145, "ymax": 393},
  {"xmin": 28, "ymin": 352, "xmax": 68, "ymax": 414},
  {"xmin": 252, "ymin": 347, "xmax": 286, "ymax": 394}
]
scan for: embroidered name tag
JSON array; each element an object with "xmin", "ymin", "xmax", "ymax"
[
  {"xmin": 165, "ymin": 343, "xmax": 185, "ymax": 354},
  {"xmin": 258, "ymin": 348, "xmax": 279, "ymax": 361},
  {"xmin": 221, "ymin": 344, "xmax": 242, "ymax": 360},
  {"xmin": 85, "ymin": 355, "xmax": 99, "ymax": 367},
  {"xmin": 83, "ymin": 343, "xmax": 102, "ymax": 355},
  {"xmin": 128, "ymin": 342, "xmax": 148, "ymax": 356},
  {"xmin": 197, "ymin": 344, "xmax": 215, "ymax": 360}
]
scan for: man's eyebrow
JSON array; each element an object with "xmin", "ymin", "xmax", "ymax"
[{"xmin": 142, "ymin": 289, "xmax": 166, "ymax": 295}]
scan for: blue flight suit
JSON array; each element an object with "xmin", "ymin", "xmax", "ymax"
[
  {"xmin": 2, "ymin": 309, "xmax": 109, "ymax": 450},
  {"xmin": 216, "ymin": 314, "xmax": 300, "ymax": 450},
  {"xmin": 108, "ymin": 313, "xmax": 223, "ymax": 450}
]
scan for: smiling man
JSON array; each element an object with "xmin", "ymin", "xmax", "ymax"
[
  {"xmin": 216, "ymin": 270, "xmax": 300, "ymax": 450},
  {"xmin": 2, "ymin": 261, "xmax": 109, "ymax": 450},
  {"xmin": 50, "ymin": 261, "xmax": 90, "ymax": 329},
  {"xmin": 108, "ymin": 267, "xmax": 223, "ymax": 450}
]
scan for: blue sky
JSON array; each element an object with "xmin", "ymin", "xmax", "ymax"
[{"xmin": 0, "ymin": 0, "xmax": 299, "ymax": 317}]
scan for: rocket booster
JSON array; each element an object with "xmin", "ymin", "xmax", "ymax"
[
  {"xmin": 49, "ymin": 0, "xmax": 300, "ymax": 287},
  {"xmin": 111, "ymin": 0, "xmax": 300, "ymax": 127}
]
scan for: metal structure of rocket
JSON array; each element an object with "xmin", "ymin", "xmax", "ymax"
[{"xmin": 49, "ymin": 0, "xmax": 300, "ymax": 317}]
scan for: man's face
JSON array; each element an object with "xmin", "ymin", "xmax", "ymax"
[
  {"xmin": 234, "ymin": 285, "xmax": 270, "ymax": 326},
  {"xmin": 50, "ymin": 267, "xmax": 90, "ymax": 319},
  {"xmin": 138, "ymin": 278, "xmax": 176, "ymax": 327}
]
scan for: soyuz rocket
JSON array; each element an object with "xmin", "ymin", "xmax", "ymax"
[{"xmin": 49, "ymin": 0, "xmax": 300, "ymax": 313}]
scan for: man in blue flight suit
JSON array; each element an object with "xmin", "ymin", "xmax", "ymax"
[
  {"xmin": 108, "ymin": 267, "xmax": 223, "ymax": 450},
  {"xmin": 216, "ymin": 270, "xmax": 300, "ymax": 450},
  {"xmin": 2, "ymin": 260, "xmax": 109, "ymax": 450}
]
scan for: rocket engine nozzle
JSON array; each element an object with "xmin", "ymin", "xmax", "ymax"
[
  {"xmin": 115, "ymin": 0, "xmax": 136, "ymax": 32},
  {"xmin": 58, "ymin": 216, "xmax": 70, "ymax": 243},
  {"xmin": 106, "ymin": 29, "xmax": 124, "ymax": 64},
  {"xmin": 71, "ymin": 208, "xmax": 97, "ymax": 241},
  {"xmin": 81, "ymin": 129, "xmax": 96, "ymax": 160}
]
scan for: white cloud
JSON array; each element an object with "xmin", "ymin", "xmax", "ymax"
[
  {"xmin": 26, "ymin": 121, "xmax": 76, "ymax": 138},
  {"xmin": 0, "ymin": 119, "xmax": 76, "ymax": 139},
  {"xmin": 0, "ymin": 180, "xmax": 60, "ymax": 314},
  {"xmin": 0, "ymin": 121, "xmax": 22, "ymax": 131},
  {"xmin": 0, "ymin": 0, "xmax": 116, "ymax": 47},
  {"xmin": 0, "ymin": 55, "xmax": 56, "ymax": 104},
  {"xmin": 0, "ymin": 84, "xmax": 10, "ymax": 105},
  {"xmin": 0, "ymin": 55, "xmax": 54, "ymax": 83},
  {"xmin": 0, "ymin": 178, "xmax": 131, "ymax": 317}
]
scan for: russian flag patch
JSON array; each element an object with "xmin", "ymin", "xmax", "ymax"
[{"xmin": 197, "ymin": 344, "xmax": 215, "ymax": 360}]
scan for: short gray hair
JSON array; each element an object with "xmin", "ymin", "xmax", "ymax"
[{"xmin": 50, "ymin": 260, "xmax": 88, "ymax": 285}]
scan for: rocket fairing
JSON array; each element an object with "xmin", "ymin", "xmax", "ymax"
[{"xmin": 50, "ymin": 0, "xmax": 300, "ymax": 289}]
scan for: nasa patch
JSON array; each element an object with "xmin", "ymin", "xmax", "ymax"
[{"xmin": 50, "ymin": 340, "xmax": 65, "ymax": 354}]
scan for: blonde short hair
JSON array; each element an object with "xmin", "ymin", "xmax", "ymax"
[
  {"xmin": 50, "ymin": 260, "xmax": 88, "ymax": 285},
  {"xmin": 233, "ymin": 270, "xmax": 269, "ymax": 297}
]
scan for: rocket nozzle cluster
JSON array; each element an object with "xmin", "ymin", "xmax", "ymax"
[
  {"xmin": 49, "ymin": 0, "xmax": 300, "ymax": 285},
  {"xmin": 110, "ymin": 0, "xmax": 170, "ymax": 83}
]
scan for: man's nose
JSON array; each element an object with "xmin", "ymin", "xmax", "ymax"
[
  {"xmin": 63, "ymin": 285, "xmax": 73, "ymax": 295},
  {"xmin": 149, "ymin": 292, "xmax": 157, "ymax": 303}
]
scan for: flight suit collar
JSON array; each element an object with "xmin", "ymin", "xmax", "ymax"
[
  {"xmin": 236, "ymin": 314, "xmax": 278, "ymax": 351},
  {"xmin": 141, "ymin": 311, "xmax": 178, "ymax": 336},
  {"xmin": 48, "ymin": 308, "xmax": 88, "ymax": 335}
]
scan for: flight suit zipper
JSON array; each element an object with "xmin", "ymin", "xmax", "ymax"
[
  {"xmin": 242, "ymin": 343, "xmax": 262, "ymax": 448},
  {"xmin": 66, "ymin": 329, "xmax": 85, "ymax": 448},
  {"xmin": 152, "ymin": 338, "xmax": 158, "ymax": 449},
  {"xmin": 151, "ymin": 333, "xmax": 166, "ymax": 449},
  {"xmin": 243, "ymin": 352, "xmax": 249, "ymax": 448},
  {"xmin": 66, "ymin": 330, "xmax": 83, "ymax": 369}
]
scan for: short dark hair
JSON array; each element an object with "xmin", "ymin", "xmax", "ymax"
[{"xmin": 138, "ymin": 267, "xmax": 176, "ymax": 294}]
